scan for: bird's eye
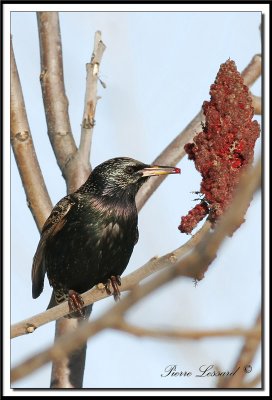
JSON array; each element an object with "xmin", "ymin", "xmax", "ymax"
[{"xmin": 125, "ymin": 166, "xmax": 135, "ymax": 174}]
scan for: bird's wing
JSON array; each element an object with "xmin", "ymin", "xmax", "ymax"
[{"xmin": 31, "ymin": 195, "xmax": 76, "ymax": 299}]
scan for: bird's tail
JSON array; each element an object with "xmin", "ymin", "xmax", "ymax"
[{"xmin": 47, "ymin": 290, "xmax": 57, "ymax": 309}]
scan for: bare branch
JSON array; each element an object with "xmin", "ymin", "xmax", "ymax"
[
  {"xmin": 49, "ymin": 317, "xmax": 89, "ymax": 388},
  {"xmin": 240, "ymin": 372, "xmax": 262, "ymax": 388},
  {"xmin": 11, "ymin": 159, "xmax": 261, "ymax": 383},
  {"xmin": 241, "ymin": 54, "xmax": 262, "ymax": 87},
  {"xmin": 49, "ymin": 318, "xmax": 76, "ymax": 388},
  {"xmin": 241, "ymin": 54, "xmax": 262, "ymax": 116},
  {"xmin": 10, "ymin": 37, "xmax": 53, "ymax": 231},
  {"xmin": 113, "ymin": 320, "xmax": 261, "ymax": 341},
  {"xmin": 217, "ymin": 311, "xmax": 262, "ymax": 388},
  {"xmin": 11, "ymin": 221, "xmax": 211, "ymax": 339},
  {"xmin": 37, "ymin": 12, "xmax": 87, "ymax": 192},
  {"xmin": 251, "ymin": 94, "xmax": 262, "ymax": 114},
  {"xmin": 11, "ymin": 222, "xmax": 210, "ymax": 338},
  {"xmin": 79, "ymin": 31, "xmax": 106, "ymax": 166}
]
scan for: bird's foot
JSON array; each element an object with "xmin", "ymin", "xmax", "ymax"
[
  {"xmin": 105, "ymin": 275, "xmax": 122, "ymax": 301},
  {"xmin": 67, "ymin": 290, "xmax": 86, "ymax": 319}
]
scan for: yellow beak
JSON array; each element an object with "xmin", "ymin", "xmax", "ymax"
[{"xmin": 141, "ymin": 165, "xmax": 181, "ymax": 177}]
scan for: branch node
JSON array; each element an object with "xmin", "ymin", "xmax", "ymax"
[
  {"xmin": 15, "ymin": 131, "xmax": 30, "ymax": 142},
  {"xmin": 96, "ymin": 283, "xmax": 106, "ymax": 292},
  {"xmin": 56, "ymin": 131, "xmax": 70, "ymax": 137},
  {"xmin": 25, "ymin": 323, "xmax": 37, "ymax": 334},
  {"xmin": 93, "ymin": 62, "xmax": 99, "ymax": 76},
  {"xmin": 169, "ymin": 254, "xmax": 178, "ymax": 263},
  {"xmin": 64, "ymin": 153, "xmax": 76, "ymax": 168},
  {"xmin": 39, "ymin": 69, "xmax": 47, "ymax": 82}
]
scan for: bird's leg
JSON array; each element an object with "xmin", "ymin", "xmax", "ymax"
[
  {"xmin": 105, "ymin": 275, "xmax": 122, "ymax": 301},
  {"xmin": 68, "ymin": 289, "xmax": 86, "ymax": 318}
]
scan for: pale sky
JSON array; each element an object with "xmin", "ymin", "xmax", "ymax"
[{"xmin": 8, "ymin": 5, "xmax": 263, "ymax": 392}]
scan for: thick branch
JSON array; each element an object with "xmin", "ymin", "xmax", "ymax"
[
  {"xmin": 37, "ymin": 12, "xmax": 86, "ymax": 192},
  {"xmin": 49, "ymin": 316, "xmax": 91, "ymax": 388},
  {"xmin": 242, "ymin": 54, "xmax": 262, "ymax": 116},
  {"xmin": 10, "ymin": 37, "xmax": 52, "ymax": 231},
  {"xmin": 241, "ymin": 54, "xmax": 261, "ymax": 87},
  {"xmin": 79, "ymin": 31, "xmax": 106, "ymax": 166},
  {"xmin": 11, "ymin": 159, "xmax": 261, "ymax": 382},
  {"xmin": 251, "ymin": 94, "xmax": 262, "ymax": 114}
]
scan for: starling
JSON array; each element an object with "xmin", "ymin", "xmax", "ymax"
[{"xmin": 32, "ymin": 157, "xmax": 180, "ymax": 317}]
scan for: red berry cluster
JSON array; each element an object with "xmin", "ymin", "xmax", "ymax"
[{"xmin": 179, "ymin": 59, "xmax": 260, "ymax": 234}]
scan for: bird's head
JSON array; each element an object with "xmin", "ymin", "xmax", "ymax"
[{"xmin": 82, "ymin": 157, "xmax": 180, "ymax": 199}]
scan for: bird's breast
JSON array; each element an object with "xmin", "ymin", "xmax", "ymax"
[
  {"xmin": 45, "ymin": 194, "xmax": 139, "ymax": 293},
  {"xmin": 91, "ymin": 221, "xmax": 121, "ymax": 249},
  {"xmin": 100, "ymin": 221, "xmax": 123, "ymax": 242}
]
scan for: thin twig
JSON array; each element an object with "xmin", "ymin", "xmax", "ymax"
[
  {"xmin": 10, "ymin": 37, "xmax": 53, "ymax": 231},
  {"xmin": 11, "ymin": 159, "xmax": 261, "ymax": 383},
  {"xmin": 79, "ymin": 31, "xmax": 106, "ymax": 166},
  {"xmin": 113, "ymin": 320, "xmax": 261, "ymax": 341}
]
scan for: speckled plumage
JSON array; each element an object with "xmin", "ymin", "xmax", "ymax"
[{"xmin": 32, "ymin": 157, "xmax": 180, "ymax": 315}]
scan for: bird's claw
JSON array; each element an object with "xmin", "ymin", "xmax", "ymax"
[
  {"xmin": 68, "ymin": 289, "xmax": 86, "ymax": 319},
  {"xmin": 105, "ymin": 275, "xmax": 121, "ymax": 301}
]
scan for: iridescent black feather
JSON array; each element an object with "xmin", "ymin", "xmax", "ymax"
[{"xmin": 32, "ymin": 157, "xmax": 179, "ymax": 316}]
